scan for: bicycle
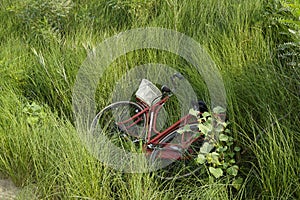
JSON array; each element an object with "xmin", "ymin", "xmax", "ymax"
[{"xmin": 91, "ymin": 73, "xmax": 209, "ymax": 179}]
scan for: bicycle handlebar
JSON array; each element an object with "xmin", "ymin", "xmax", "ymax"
[
  {"xmin": 171, "ymin": 73, "xmax": 184, "ymax": 81},
  {"xmin": 160, "ymin": 73, "xmax": 184, "ymax": 94},
  {"xmin": 170, "ymin": 72, "xmax": 184, "ymax": 92}
]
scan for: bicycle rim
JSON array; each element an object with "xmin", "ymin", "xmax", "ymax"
[{"xmin": 91, "ymin": 101, "xmax": 147, "ymax": 152}]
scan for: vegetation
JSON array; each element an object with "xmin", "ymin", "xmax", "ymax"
[{"xmin": 0, "ymin": 0, "xmax": 299, "ymax": 199}]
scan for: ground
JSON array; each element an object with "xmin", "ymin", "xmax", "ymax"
[{"xmin": 0, "ymin": 178, "xmax": 19, "ymax": 200}]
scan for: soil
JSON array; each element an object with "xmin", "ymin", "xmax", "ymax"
[
  {"xmin": 0, "ymin": 173, "xmax": 37, "ymax": 200},
  {"xmin": 0, "ymin": 178, "xmax": 19, "ymax": 200}
]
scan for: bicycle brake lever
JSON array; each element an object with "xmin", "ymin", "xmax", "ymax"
[
  {"xmin": 171, "ymin": 73, "xmax": 184, "ymax": 81},
  {"xmin": 174, "ymin": 73, "xmax": 184, "ymax": 80},
  {"xmin": 171, "ymin": 73, "xmax": 184, "ymax": 91}
]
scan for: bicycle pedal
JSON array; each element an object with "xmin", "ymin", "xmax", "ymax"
[
  {"xmin": 132, "ymin": 139, "xmax": 141, "ymax": 143},
  {"xmin": 169, "ymin": 146, "xmax": 182, "ymax": 151}
]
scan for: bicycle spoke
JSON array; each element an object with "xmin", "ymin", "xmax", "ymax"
[
  {"xmin": 150, "ymin": 124, "xmax": 205, "ymax": 180},
  {"xmin": 91, "ymin": 101, "xmax": 146, "ymax": 152}
]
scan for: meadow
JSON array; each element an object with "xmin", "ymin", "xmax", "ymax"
[{"xmin": 0, "ymin": 0, "xmax": 299, "ymax": 199}]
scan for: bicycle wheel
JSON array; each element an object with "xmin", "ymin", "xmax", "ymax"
[
  {"xmin": 149, "ymin": 124, "xmax": 205, "ymax": 180},
  {"xmin": 91, "ymin": 101, "xmax": 147, "ymax": 151}
]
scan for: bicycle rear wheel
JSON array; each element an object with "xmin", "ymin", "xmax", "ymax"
[
  {"xmin": 150, "ymin": 124, "xmax": 205, "ymax": 180},
  {"xmin": 91, "ymin": 101, "xmax": 147, "ymax": 151}
]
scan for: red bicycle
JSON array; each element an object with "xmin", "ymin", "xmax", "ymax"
[{"xmin": 91, "ymin": 73, "xmax": 208, "ymax": 179}]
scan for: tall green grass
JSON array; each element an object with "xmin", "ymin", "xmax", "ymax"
[{"xmin": 0, "ymin": 0, "xmax": 299, "ymax": 199}]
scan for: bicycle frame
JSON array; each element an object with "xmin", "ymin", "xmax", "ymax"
[{"xmin": 115, "ymin": 94, "xmax": 201, "ymax": 156}]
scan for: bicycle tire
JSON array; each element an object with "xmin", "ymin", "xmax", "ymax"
[
  {"xmin": 91, "ymin": 101, "xmax": 147, "ymax": 151},
  {"xmin": 149, "ymin": 124, "xmax": 205, "ymax": 180}
]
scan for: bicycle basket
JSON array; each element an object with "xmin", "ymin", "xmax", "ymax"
[{"xmin": 136, "ymin": 79, "xmax": 162, "ymax": 106}]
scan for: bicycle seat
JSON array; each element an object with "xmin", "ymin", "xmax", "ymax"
[{"xmin": 161, "ymin": 85, "xmax": 171, "ymax": 93}]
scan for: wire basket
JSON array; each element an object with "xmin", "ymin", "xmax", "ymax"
[{"xmin": 136, "ymin": 79, "xmax": 162, "ymax": 106}]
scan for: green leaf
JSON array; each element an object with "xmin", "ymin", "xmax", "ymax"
[
  {"xmin": 206, "ymin": 153, "xmax": 212, "ymax": 163},
  {"xmin": 232, "ymin": 177, "xmax": 243, "ymax": 190},
  {"xmin": 39, "ymin": 111, "xmax": 47, "ymax": 119},
  {"xmin": 196, "ymin": 154, "xmax": 206, "ymax": 164},
  {"xmin": 22, "ymin": 107, "xmax": 29, "ymax": 113},
  {"xmin": 211, "ymin": 152, "xmax": 219, "ymax": 157},
  {"xmin": 209, "ymin": 167, "xmax": 223, "ymax": 179},
  {"xmin": 225, "ymin": 129, "xmax": 231, "ymax": 133},
  {"xmin": 215, "ymin": 124, "xmax": 224, "ymax": 132},
  {"xmin": 222, "ymin": 162, "xmax": 229, "ymax": 169},
  {"xmin": 200, "ymin": 142, "xmax": 214, "ymax": 154},
  {"xmin": 227, "ymin": 142, "xmax": 234, "ymax": 146},
  {"xmin": 211, "ymin": 152, "xmax": 221, "ymax": 165},
  {"xmin": 213, "ymin": 106, "xmax": 226, "ymax": 114},
  {"xmin": 219, "ymin": 121, "xmax": 227, "ymax": 127},
  {"xmin": 229, "ymin": 159, "xmax": 236, "ymax": 164},
  {"xmin": 208, "ymin": 175, "xmax": 215, "ymax": 183},
  {"xmin": 228, "ymin": 152, "xmax": 235, "ymax": 158},
  {"xmin": 226, "ymin": 165, "xmax": 239, "ymax": 176},
  {"xmin": 234, "ymin": 146, "xmax": 241, "ymax": 152},
  {"xmin": 27, "ymin": 116, "xmax": 39, "ymax": 125},
  {"xmin": 198, "ymin": 124, "xmax": 211, "ymax": 135},
  {"xmin": 189, "ymin": 109, "xmax": 199, "ymax": 117},
  {"xmin": 217, "ymin": 146, "xmax": 228, "ymax": 152},
  {"xmin": 31, "ymin": 102, "xmax": 41, "ymax": 112},
  {"xmin": 177, "ymin": 124, "xmax": 191, "ymax": 134},
  {"xmin": 202, "ymin": 112, "xmax": 211, "ymax": 118},
  {"xmin": 205, "ymin": 117, "xmax": 212, "ymax": 124},
  {"xmin": 219, "ymin": 134, "xmax": 229, "ymax": 142},
  {"xmin": 177, "ymin": 129, "xmax": 184, "ymax": 134},
  {"xmin": 183, "ymin": 124, "xmax": 192, "ymax": 132}
]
